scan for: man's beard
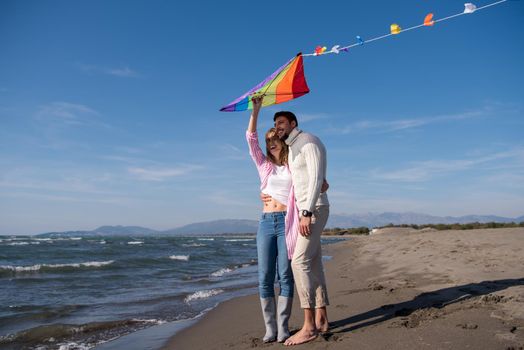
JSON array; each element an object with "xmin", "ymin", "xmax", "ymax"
[{"xmin": 279, "ymin": 131, "xmax": 289, "ymax": 141}]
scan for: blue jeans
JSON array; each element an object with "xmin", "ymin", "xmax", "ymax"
[{"xmin": 257, "ymin": 211, "xmax": 294, "ymax": 298}]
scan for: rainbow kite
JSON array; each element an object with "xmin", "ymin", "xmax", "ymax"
[
  {"xmin": 220, "ymin": 0, "xmax": 510, "ymax": 112},
  {"xmin": 220, "ymin": 54, "xmax": 309, "ymax": 112}
]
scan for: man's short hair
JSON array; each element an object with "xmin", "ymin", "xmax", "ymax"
[{"xmin": 273, "ymin": 111, "xmax": 298, "ymax": 127}]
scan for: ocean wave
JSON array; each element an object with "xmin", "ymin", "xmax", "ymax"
[
  {"xmin": 5, "ymin": 240, "xmax": 42, "ymax": 246},
  {"xmin": 127, "ymin": 241, "xmax": 144, "ymax": 245},
  {"xmin": 131, "ymin": 318, "xmax": 166, "ymax": 325},
  {"xmin": 182, "ymin": 243, "xmax": 206, "ymax": 247},
  {"xmin": 57, "ymin": 341, "xmax": 91, "ymax": 350},
  {"xmin": 184, "ymin": 289, "xmax": 224, "ymax": 303},
  {"xmin": 225, "ymin": 238, "xmax": 254, "ymax": 242},
  {"xmin": 7, "ymin": 241, "xmax": 30, "ymax": 246},
  {"xmin": 197, "ymin": 238, "xmax": 215, "ymax": 241},
  {"xmin": 169, "ymin": 255, "xmax": 190, "ymax": 261},
  {"xmin": 0, "ymin": 260, "xmax": 115, "ymax": 274},
  {"xmin": 0, "ymin": 319, "xmax": 151, "ymax": 350},
  {"xmin": 210, "ymin": 268, "xmax": 232, "ymax": 277}
]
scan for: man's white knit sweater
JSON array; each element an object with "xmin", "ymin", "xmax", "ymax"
[{"xmin": 285, "ymin": 128, "xmax": 329, "ymax": 212}]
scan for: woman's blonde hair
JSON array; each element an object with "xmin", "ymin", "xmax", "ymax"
[{"xmin": 265, "ymin": 128, "xmax": 288, "ymax": 165}]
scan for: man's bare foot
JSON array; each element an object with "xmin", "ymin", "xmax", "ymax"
[
  {"xmin": 315, "ymin": 309, "xmax": 329, "ymax": 332},
  {"xmin": 316, "ymin": 319, "xmax": 329, "ymax": 333},
  {"xmin": 283, "ymin": 328, "xmax": 317, "ymax": 346}
]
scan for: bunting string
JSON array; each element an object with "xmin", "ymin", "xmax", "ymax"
[{"xmin": 302, "ymin": 1, "xmax": 508, "ymax": 57}]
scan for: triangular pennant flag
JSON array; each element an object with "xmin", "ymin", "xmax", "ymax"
[
  {"xmin": 220, "ymin": 54, "xmax": 310, "ymax": 112},
  {"xmin": 390, "ymin": 23, "xmax": 402, "ymax": 34},
  {"xmin": 464, "ymin": 3, "xmax": 477, "ymax": 13},
  {"xmin": 424, "ymin": 13, "xmax": 435, "ymax": 26}
]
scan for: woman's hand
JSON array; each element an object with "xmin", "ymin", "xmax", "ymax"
[
  {"xmin": 247, "ymin": 96, "xmax": 264, "ymax": 132},
  {"xmin": 251, "ymin": 95, "xmax": 263, "ymax": 114}
]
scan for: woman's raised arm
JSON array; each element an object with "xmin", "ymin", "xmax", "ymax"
[{"xmin": 247, "ymin": 96, "xmax": 263, "ymax": 132}]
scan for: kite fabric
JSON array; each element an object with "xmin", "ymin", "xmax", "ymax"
[{"xmin": 220, "ymin": 54, "xmax": 309, "ymax": 112}]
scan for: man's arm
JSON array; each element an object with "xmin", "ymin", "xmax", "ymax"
[
  {"xmin": 297, "ymin": 142, "xmax": 325, "ymax": 236},
  {"xmin": 301, "ymin": 142, "xmax": 325, "ymax": 213}
]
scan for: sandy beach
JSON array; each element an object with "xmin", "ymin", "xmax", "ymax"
[{"xmin": 163, "ymin": 227, "xmax": 524, "ymax": 350}]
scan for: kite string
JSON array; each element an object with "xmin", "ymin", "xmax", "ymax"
[{"xmin": 302, "ymin": 0, "xmax": 507, "ymax": 57}]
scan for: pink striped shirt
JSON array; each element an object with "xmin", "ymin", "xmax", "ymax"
[{"xmin": 246, "ymin": 131, "xmax": 299, "ymax": 259}]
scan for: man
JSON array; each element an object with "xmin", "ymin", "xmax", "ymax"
[{"xmin": 273, "ymin": 111, "xmax": 330, "ymax": 346}]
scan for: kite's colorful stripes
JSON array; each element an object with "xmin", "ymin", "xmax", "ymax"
[{"xmin": 220, "ymin": 55, "xmax": 309, "ymax": 112}]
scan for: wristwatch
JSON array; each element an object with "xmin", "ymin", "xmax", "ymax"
[{"xmin": 301, "ymin": 210, "xmax": 313, "ymax": 217}]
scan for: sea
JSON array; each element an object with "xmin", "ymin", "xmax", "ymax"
[{"xmin": 0, "ymin": 234, "xmax": 343, "ymax": 350}]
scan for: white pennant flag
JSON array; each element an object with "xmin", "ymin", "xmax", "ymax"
[{"xmin": 464, "ymin": 3, "xmax": 477, "ymax": 14}]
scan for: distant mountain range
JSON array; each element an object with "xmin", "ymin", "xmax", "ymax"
[
  {"xmin": 35, "ymin": 213, "xmax": 524, "ymax": 237},
  {"xmin": 328, "ymin": 212, "xmax": 524, "ymax": 229}
]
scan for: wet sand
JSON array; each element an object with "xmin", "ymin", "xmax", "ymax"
[{"xmin": 163, "ymin": 227, "xmax": 524, "ymax": 349}]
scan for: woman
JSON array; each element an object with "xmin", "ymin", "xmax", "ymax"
[
  {"xmin": 246, "ymin": 96, "xmax": 328, "ymax": 343},
  {"xmin": 246, "ymin": 96, "xmax": 297, "ymax": 343}
]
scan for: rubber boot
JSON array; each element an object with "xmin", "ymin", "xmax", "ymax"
[
  {"xmin": 260, "ymin": 297, "xmax": 277, "ymax": 342},
  {"xmin": 277, "ymin": 296, "xmax": 293, "ymax": 342}
]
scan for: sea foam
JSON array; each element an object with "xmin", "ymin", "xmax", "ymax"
[
  {"xmin": 0, "ymin": 260, "xmax": 115, "ymax": 273},
  {"xmin": 184, "ymin": 289, "xmax": 224, "ymax": 303},
  {"xmin": 8, "ymin": 242, "xmax": 29, "ymax": 246},
  {"xmin": 210, "ymin": 268, "xmax": 232, "ymax": 277},
  {"xmin": 169, "ymin": 255, "xmax": 190, "ymax": 261},
  {"xmin": 182, "ymin": 243, "xmax": 206, "ymax": 247},
  {"xmin": 58, "ymin": 342, "xmax": 90, "ymax": 350}
]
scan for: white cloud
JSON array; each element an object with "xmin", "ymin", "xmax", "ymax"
[
  {"xmin": 35, "ymin": 102, "xmax": 99, "ymax": 126},
  {"xmin": 297, "ymin": 113, "xmax": 330, "ymax": 123},
  {"xmin": 218, "ymin": 143, "xmax": 246, "ymax": 160},
  {"xmin": 128, "ymin": 165, "xmax": 202, "ymax": 181},
  {"xmin": 0, "ymin": 175, "xmax": 116, "ymax": 195},
  {"xmin": 106, "ymin": 66, "xmax": 140, "ymax": 78},
  {"xmin": 114, "ymin": 146, "xmax": 144, "ymax": 155},
  {"xmin": 101, "ymin": 155, "xmax": 145, "ymax": 164},
  {"xmin": 1, "ymin": 191, "xmax": 126, "ymax": 204},
  {"xmin": 77, "ymin": 63, "xmax": 140, "ymax": 78},
  {"xmin": 204, "ymin": 190, "xmax": 251, "ymax": 206},
  {"xmin": 329, "ymin": 108, "xmax": 488, "ymax": 135},
  {"xmin": 34, "ymin": 102, "xmax": 113, "ymax": 135},
  {"xmin": 372, "ymin": 147, "xmax": 524, "ymax": 182}
]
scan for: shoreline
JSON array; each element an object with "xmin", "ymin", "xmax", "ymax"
[
  {"xmin": 92, "ymin": 237, "xmax": 347, "ymax": 350},
  {"xmin": 162, "ymin": 227, "xmax": 524, "ymax": 349}
]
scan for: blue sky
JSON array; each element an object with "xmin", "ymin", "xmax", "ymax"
[{"xmin": 1, "ymin": 0, "xmax": 523, "ymax": 235}]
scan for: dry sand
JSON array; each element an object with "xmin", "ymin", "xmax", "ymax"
[{"xmin": 163, "ymin": 227, "xmax": 524, "ymax": 349}]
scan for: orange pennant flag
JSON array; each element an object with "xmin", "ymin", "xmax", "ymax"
[{"xmin": 424, "ymin": 13, "xmax": 434, "ymax": 26}]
